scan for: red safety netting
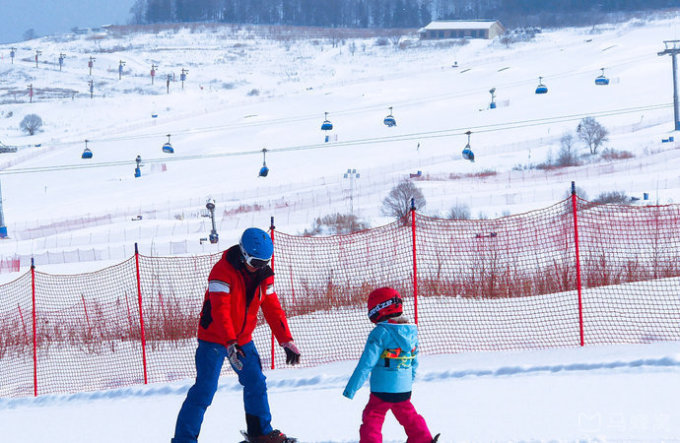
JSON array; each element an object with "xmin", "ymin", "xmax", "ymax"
[
  {"xmin": 415, "ymin": 199, "xmax": 582, "ymax": 353},
  {"xmin": 270, "ymin": 220, "xmax": 415, "ymax": 369},
  {"xmin": 30, "ymin": 259, "xmax": 143, "ymax": 395},
  {"xmin": 1, "ymin": 198, "xmax": 679, "ymax": 398},
  {"xmin": 574, "ymin": 198, "xmax": 680, "ymax": 345},
  {"xmin": 0, "ymin": 272, "xmax": 33, "ymax": 397}
]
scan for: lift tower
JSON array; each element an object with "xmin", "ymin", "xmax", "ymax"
[{"xmin": 658, "ymin": 40, "xmax": 680, "ymax": 131}]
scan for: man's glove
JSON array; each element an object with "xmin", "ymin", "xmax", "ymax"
[
  {"xmin": 227, "ymin": 342, "xmax": 245, "ymax": 371},
  {"xmin": 282, "ymin": 341, "xmax": 301, "ymax": 365}
]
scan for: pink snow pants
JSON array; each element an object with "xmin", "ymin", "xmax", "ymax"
[{"xmin": 359, "ymin": 393, "xmax": 432, "ymax": 443}]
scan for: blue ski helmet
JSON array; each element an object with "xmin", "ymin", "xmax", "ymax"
[{"xmin": 239, "ymin": 227, "xmax": 273, "ymax": 268}]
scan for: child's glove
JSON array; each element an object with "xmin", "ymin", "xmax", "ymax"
[
  {"xmin": 282, "ymin": 341, "xmax": 301, "ymax": 365},
  {"xmin": 227, "ymin": 342, "xmax": 245, "ymax": 371}
]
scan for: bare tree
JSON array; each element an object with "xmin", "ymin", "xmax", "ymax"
[
  {"xmin": 382, "ymin": 180, "xmax": 426, "ymax": 223},
  {"xmin": 577, "ymin": 117, "xmax": 608, "ymax": 155},
  {"xmin": 20, "ymin": 114, "xmax": 43, "ymax": 136},
  {"xmin": 556, "ymin": 133, "xmax": 579, "ymax": 166}
]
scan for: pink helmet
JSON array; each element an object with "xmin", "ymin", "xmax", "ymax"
[{"xmin": 367, "ymin": 287, "xmax": 403, "ymax": 323}]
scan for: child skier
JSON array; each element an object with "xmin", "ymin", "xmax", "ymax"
[{"xmin": 343, "ymin": 287, "xmax": 439, "ymax": 443}]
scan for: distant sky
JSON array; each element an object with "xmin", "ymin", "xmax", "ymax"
[{"xmin": 0, "ymin": 0, "xmax": 136, "ymax": 44}]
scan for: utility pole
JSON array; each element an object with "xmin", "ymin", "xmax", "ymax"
[
  {"xmin": 343, "ymin": 168, "xmax": 360, "ymax": 218},
  {"xmin": 658, "ymin": 40, "xmax": 680, "ymax": 131},
  {"xmin": 118, "ymin": 60, "xmax": 126, "ymax": 80},
  {"xmin": 9, "ymin": 47, "xmax": 16, "ymax": 64},
  {"xmin": 58, "ymin": 53, "xmax": 65, "ymax": 71},
  {"xmin": 34, "ymin": 50, "xmax": 41, "ymax": 68},
  {"xmin": 150, "ymin": 64, "xmax": 157, "ymax": 84},
  {"xmin": 180, "ymin": 68, "xmax": 189, "ymax": 90},
  {"xmin": 88, "ymin": 56, "xmax": 96, "ymax": 75},
  {"xmin": 88, "ymin": 80, "xmax": 94, "ymax": 99}
]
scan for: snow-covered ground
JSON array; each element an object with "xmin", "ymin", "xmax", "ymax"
[
  {"xmin": 1, "ymin": 342, "xmax": 678, "ymax": 442},
  {"xmin": 1, "ymin": 13, "xmax": 680, "ymax": 442}
]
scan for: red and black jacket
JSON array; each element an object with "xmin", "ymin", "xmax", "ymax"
[{"xmin": 197, "ymin": 245, "xmax": 293, "ymax": 347}]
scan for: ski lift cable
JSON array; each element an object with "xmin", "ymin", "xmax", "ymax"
[
  {"xmin": 0, "ymin": 102, "xmax": 670, "ymax": 176},
  {"xmin": 12, "ymin": 50, "xmax": 657, "ymax": 151}
]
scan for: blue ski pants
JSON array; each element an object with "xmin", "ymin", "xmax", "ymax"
[{"xmin": 171, "ymin": 339, "xmax": 273, "ymax": 443}]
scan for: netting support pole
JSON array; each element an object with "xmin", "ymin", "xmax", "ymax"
[
  {"xmin": 571, "ymin": 182, "xmax": 585, "ymax": 346},
  {"xmin": 31, "ymin": 258, "xmax": 37, "ymax": 397},
  {"xmin": 134, "ymin": 243, "xmax": 149, "ymax": 384},
  {"xmin": 269, "ymin": 216, "xmax": 276, "ymax": 370},
  {"xmin": 410, "ymin": 198, "xmax": 419, "ymax": 325}
]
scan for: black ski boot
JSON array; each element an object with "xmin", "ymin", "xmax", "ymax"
[{"xmin": 240, "ymin": 430, "xmax": 297, "ymax": 443}]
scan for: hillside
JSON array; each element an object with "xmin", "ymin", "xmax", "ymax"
[{"xmin": 0, "ymin": 16, "xmax": 679, "ymax": 271}]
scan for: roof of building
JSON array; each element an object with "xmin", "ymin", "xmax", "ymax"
[{"xmin": 419, "ymin": 20, "xmax": 502, "ymax": 32}]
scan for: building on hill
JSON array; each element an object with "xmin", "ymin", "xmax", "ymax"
[{"xmin": 418, "ymin": 20, "xmax": 505, "ymax": 40}]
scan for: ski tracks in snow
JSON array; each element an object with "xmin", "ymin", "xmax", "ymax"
[{"xmin": 2, "ymin": 355, "xmax": 678, "ymax": 410}]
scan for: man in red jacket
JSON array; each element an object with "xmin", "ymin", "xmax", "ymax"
[{"xmin": 172, "ymin": 227, "xmax": 301, "ymax": 443}]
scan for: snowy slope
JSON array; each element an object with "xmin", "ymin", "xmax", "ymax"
[
  {"xmin": 1, "ymin": 14, "xmax": 680, "ymax": 443},
  {"xmin": 1, "ymin": 16, "xmax": 680, "ymax": 268}
]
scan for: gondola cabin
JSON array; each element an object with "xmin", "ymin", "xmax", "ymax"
[
  {"xmin": 162, "ymin": 134, "xmax": 174, "ymax": 153},
  {"xmin": 595, "ymin": 68, "xmax": 610, "ymax": 86},
  {"xmin": 258, "ymin": 148, "xmax": 269, "ymax": 177},
  {"xmin": 462, "ymin": 145, "xmax": 475, "ymax": 162},
  {"xmin": 462, "ymin": 130, "xmax": 474, "ymax": 162},
  {"xmin": 535, "ymin": 77, "xmax": 548, "ymax": 94},
  {"xmin": 383, "ymin": 107, "xmax": 397, "ymax": 127},
  {"xmin": 321, "ymin": 112, "xmax": 333, "ymax": 131},
  {"xmin": 595, "ymin": 76, "xmax": 609, "ymax": 86},
  {"xmin": 81, "ymin": 147, "xmax": 93, "ymax": 159}
]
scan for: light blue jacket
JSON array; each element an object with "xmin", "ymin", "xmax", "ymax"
[{"xmin": 343, "ymin": 321, "xmax": 419, "ymax": 399}]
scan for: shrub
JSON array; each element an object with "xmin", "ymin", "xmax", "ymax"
[
  {"xmin": 600, "ymin": 148, "xmax": 634, "ymax": 161},
  {"xmin": 20, "ymin": 114, "xmax": 43, "ymax": 135},
  {"xmin": 447, "ymin": 204, "xmax": 471, "ymax": 220},
  {"xmin": 592, "ymin": 191, "xmax": 629, "ymax": 205},
  {"xmin": 302, "ymin": 213, "xmax": 369, "ymax": 236},
  {"xmin": 563, "ymin": 185, "xmax": 589, "ymax": 201}
]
